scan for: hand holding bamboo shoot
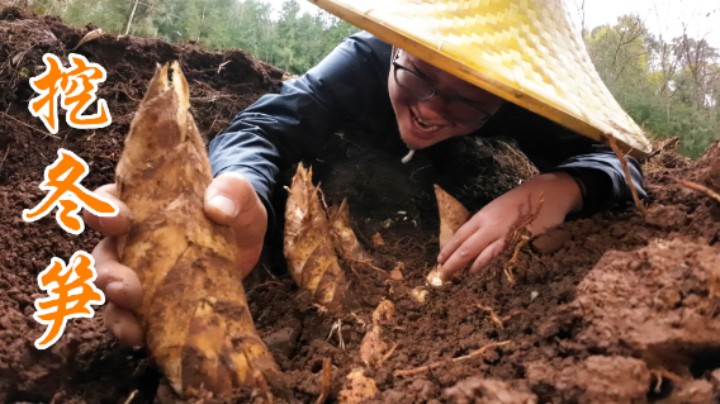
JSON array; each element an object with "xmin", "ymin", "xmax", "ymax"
[{"xmin": 115, "ymin": 62, "xmax": 285, "ymax": 398}]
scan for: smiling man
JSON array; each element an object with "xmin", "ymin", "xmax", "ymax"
[
  {"xmin": 207, "ymin": 31, "xmax": 644, "ymax": 278},
  {"xmin": 86, "ymin": 30, "xmax": 646, "ymax": 346},
  {"xmin": 389, "ymin": 48, "xmax": 505, "ymax": 149}
]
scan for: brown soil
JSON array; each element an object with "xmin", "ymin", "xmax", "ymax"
[{"xmin": 1, "ymin": 7, "xmax": 719, "ymax": 403}]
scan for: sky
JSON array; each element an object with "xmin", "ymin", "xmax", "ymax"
[
  {"xmin": 270, "ymin": 0, "xmax": 719, "ymax": 48},
  {"xmin": 569, "ymin": 0, "xmax": 719, "ymax": 47}
]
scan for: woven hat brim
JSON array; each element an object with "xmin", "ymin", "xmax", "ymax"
[{"xmin": 310, "ymin": 0, "xmax": 653, "ymax": 158}]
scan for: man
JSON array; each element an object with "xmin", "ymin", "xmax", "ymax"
[{"xmin": 85, "ymin": 32, "xmax": 645, "ymax": 346}]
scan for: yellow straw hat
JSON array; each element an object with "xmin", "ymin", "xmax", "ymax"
[{"xmin": 309, "ymin": 0, "xmax": 653, "ymax": 158}]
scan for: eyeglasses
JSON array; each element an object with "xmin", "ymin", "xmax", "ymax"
[{"xmin": 392, "ymin": 49, "xmax": 497, "ymax": 125}]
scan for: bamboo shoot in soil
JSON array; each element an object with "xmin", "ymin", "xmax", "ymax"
[
  {"xmin": 115, "ymin": 63, "xmax": 284, "ymax": 398},
  {"xmin": 284, "ymin": 163, "xmax": 349, "ymax": 310},
  {"xmin": 426, "ymin": 185, "xmax": 470, "ymax": 287}
]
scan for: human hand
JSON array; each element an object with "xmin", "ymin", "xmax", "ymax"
[
  {"xmin": 84, "ymin": 184, "xmax": 144, "ymax": 347},
  {"xmin": 203, "ymin": 172, "xmax": 268, "ymax": 278},
  {"xmin": 436, "ymin": 172, "xmax": 582, "ymax": 281},
  {"xmin": 84, "ymin": 172, "xmax": 268, "ymax": 346}
]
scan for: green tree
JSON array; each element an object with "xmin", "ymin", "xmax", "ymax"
[
  {"xmin": 586, "ymin": 16, "xmax": 657, "ymax": 129},
  {"xmin": 228, "ymin": 0, "xmax": 275, "ymax": 61},
  {"xmin": 34, "ymin": 0, "xmax": 357, "ymax": 74},
  {"xmin": 585, "ymin": 15, "xmax": 719, "ymax": 157},
  {"xmin": 673, "ymin": 35, "xmax": 720, "ymax": 109},
  {"xmin": 586, "ymin": 16, "xmax": 652, "ymax": 96}
]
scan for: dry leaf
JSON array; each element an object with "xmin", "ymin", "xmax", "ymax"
[
  {"xmin": 73, "ymin": 28, "xmax": 103, "ymax": 50},
  {"xmin": 11, "ymin": 51, "xmax": 26, "ymax": 66}
]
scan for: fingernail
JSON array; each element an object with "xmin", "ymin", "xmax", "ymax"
[
  {"xmin": 106, "ymin": 281, "xmax": 123, "ymax": 295},
  {"xmin": 113, "ymin": 323, "xmax": 123, "ymax": 339},
  {"xmin": 210, "ymin": 195, "xmax": 237, "ymax": 218},
  {"xmin": 96, "ymin": 216, "xmax": 108, "ymax": 233},
  {"xmin": 106, "ymin": 281, "xmax": 128, "ymax": 303}
]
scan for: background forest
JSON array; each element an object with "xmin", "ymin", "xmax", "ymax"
[{"xmin": 31, "ymin": 0, "xmax": 720, "ymax": 157}]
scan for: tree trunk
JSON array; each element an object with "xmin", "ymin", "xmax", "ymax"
[{"xmin": 124, "ymin": 0, "xmax": 139, "ymax": 36}]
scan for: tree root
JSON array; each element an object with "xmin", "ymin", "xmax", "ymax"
[
  {"xmin": 393, "ymin": 340, "xmax": 511, "ymax": 377},
  {"xmin": 605, "ymin": 135, "xmax": 647, "ymax": 216},
  {"xmin": 649, "ymin": 368, "xmax": 683, "ymax": 394},
  {"xmin": 503, "ymin": 193, "xmax": 544, "ymax": 285},
  {"xmin": 478, "ymin": 304, "xmax": 505, "ymax": 329},
  {"xmin": 672, "ymin": 177, "xmax": 720, "ymax": 203},
  {"xmin": 315, "ymin": 358, "xmax": 332, "ymax": 404}
]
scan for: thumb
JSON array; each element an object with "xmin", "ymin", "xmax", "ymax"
[
  {"xmin": 204, "ymin": 172, "xmax": 268, "ymax": 276},
  {"xmin": 204, "ymin": 172, "xmax": 266, "ymax": 229}
]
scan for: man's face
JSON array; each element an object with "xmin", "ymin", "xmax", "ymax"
[{"xmin": 388, "ymin": 49, "xmax": 504, "ymax": 150}]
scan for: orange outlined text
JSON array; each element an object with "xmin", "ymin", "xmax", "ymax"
[
  {"xmin": 22, "ymin": 148, "xmax": 118, "ymax": 235},
  {"xmin": 33, "ymin": 251, "xmax": 105, "ymax": 350},
  {"xmin": 29, "ymin": 53, "xmax": 112, "ymax": 135}
]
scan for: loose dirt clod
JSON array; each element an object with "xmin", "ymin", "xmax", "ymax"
[
  {"xmin": 410, "ymin": 287, "xmax": 428, "ymax": 304},
  {"xmin": 338, "ymin": 368, "xmax": 378, "ymax": 403},
  {"xmin": 115, "ymin": 63, "xmax": 284, "ymax": 399}
]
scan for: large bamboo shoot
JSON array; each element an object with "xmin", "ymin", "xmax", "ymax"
[{"xmin": 115, "ymin": 62, "xmax": 284, "ymax": 398}]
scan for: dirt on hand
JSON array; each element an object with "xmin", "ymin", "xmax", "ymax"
[{"xmin": 1, "ymin": 6, "xmax": 718, "ymax": 403}]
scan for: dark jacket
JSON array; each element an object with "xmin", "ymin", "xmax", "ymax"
[{"xmin": 209, "ymin": 31, "xmax": 646, "ymax": 224}]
